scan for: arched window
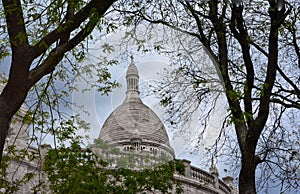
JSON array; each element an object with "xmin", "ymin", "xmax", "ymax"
[
  {"xmin": 123, "ymin": 146, "xmax": 131, "ymax": 152},
  {"xmin": 150, "ymin": 147, "xmax": 154, "ymax": 154}
]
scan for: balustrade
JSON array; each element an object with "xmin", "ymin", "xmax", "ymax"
[{"xmin": 190, "ymin": 166, "xmax": 215, "ymax": 184}]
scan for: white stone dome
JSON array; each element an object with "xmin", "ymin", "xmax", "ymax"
[
  {"xmin": 99, "ymin": 97, "xmax": 174, "ymax": 150},
  {"xmin": 98, "ymin": 59, "xmax": 174, "ymax": 158}
]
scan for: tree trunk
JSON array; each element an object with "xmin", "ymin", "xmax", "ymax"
[
  {"xmin": 0, "ymin": 97, "xmax": 14, "ymax": 164},
  {"xmin": 238, "ymin": 142, "xmax": 257, "ymax": 194},
  {"xmin": 0, "ymin": 78, "xmax": 28, "ymax": 165},
  {"xmin": 239, "ymin": 160, "xmax": 256, "ymax": 193},
  {"xmin": 0, "ymin": 117, "xmax": 10, "ymax": 162}
]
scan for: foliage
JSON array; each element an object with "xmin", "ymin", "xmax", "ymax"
[
  {"xmin": 43, "ymin": 122, "xmax": 183, "ymax": 194},
  {"xmin": 0, "ymin": 0, "xmax": 118, "ymax": 164}
]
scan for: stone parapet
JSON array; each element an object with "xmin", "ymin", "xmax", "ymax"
[{"xmin": 178, "ymin": 159, "xmax": 236, "ymax": 194}]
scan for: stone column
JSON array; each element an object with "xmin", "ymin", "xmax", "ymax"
[
  {"xmin": 209, "ymin": 161, "xmax": 219, "ymax": 188},
  {"xmin": 181, "ymin": 159, "xmax": 191, "ymax": 178}
]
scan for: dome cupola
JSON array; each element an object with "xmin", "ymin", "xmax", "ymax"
[{"xmin": 126, "ymin": 55, "xmax": 139, "ymax": 94}]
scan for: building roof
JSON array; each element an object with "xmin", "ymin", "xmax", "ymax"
[{"xmin": 126, "ymin": 62, "xmax": 139, "ymax": 78}]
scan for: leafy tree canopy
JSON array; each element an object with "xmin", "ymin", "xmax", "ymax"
[{"xmin": 43, "ymin": 120, "xmax": 183, "ymax": 194}]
